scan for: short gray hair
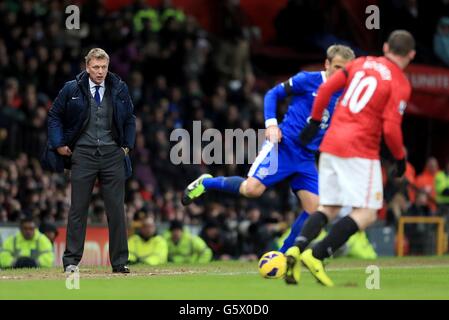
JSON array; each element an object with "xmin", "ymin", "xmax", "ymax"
[
  {"xmin": 85, "ymin": 48, "xmax": 110, "ymax": 65},
  {"xmin": 327, "ymin": 45, "xmax": 356, "ymax": 62}
]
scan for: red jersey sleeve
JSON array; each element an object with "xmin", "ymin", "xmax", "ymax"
[
  {"xmin": 310, "ymin": 69, "xmax": 348, "ymax": 121},
  {"xmin": 382, "ymin": 83, "xmax": 411, "ymax": 160}
]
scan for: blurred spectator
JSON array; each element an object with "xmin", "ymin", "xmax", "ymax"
[
  {"xmin": 275, "ymin": 0, "xmax": 325, "ymax": 50},
  {"xmin": 199, "ymin": 219, "xmax": 235, "ymax": 260},
  {"xmin": 0, "ymin": 0, "xmax": 447, "ymax": 262},
  {"xmin": 133, "ymin": 2, "xmax": 160, "ymax": 33},
  {"xmin": 435, "ymin": 161, "xmax": 449, "ymax": 216},
  {"xmin": 407, "ymin": 191, "xmax": 432, "ymax": 216},
  {"xmin": 128, "ymin": 216, "xmax": 168, "ymax": 266},
  {"xmin": 405, "ymin": 157, "xmax": 417, "ymax": 204},
  {"xmin": 0, "ymin": 217, "xmax": 54, "ymax": 268},
  {"xmin": 380, "ymin": 0, "xmax": 439, "ymax": 63},
  {"xmin": 415, "ymin": 157, "xmax": 439, "ymax": 212},
  {"xmin": 345, "ymin": 231, "xmax": 378, "ymax": 260},
  {"xmin": 39, "ymin": 222, "xmax": 59, "ymax": 245},
  {"xmin": 238, "ymin": 206, "xmax": 282, "ymax": 260},
  {"xmin": 404, "ymin": 191, "xmax": 433, "ymax": 254},
  {"xmin": 384, "ymin": 157, "xmax": 416, "ymax": 224},
  {"xmin": 434, "ymin": 16, "xmax": 449, "ymax": 66},
  {"xmin": 159, "ymin": 0, "xmax": 186, "ymax": 25},
  {"xmin": 164, "ymin": 220, "xmax": 212, "ymax": 263},
  {"xmin": 213, "ymin": 0, "xmax": 254, "ymax": 87},
  {"xmin": 214, "ymin": 37, "xmax": 253, "ymax": 87}
]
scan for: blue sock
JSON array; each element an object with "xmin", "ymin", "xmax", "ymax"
[
  {"xmin": 279, "ymin": 211, "xmax": 310, "ymax": 253},
  {"xmin": 202, "ymin": 176, "xmax": 245, "ymax": 195}
]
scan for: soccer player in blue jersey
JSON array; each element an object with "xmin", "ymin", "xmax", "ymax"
[{"xmin": 182, "ymin": 45, "xmax": 355, "ymax": 253}]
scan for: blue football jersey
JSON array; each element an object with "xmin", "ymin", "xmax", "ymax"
[
  {"xmin": 252, "ymin": 71, "xmax": 342, "ymax": 194},
  {"xmin": 277, "ymin": 71, "xmax": 342, "ymax": 152}
]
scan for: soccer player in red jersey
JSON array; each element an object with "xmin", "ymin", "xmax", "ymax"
[{"xmin": 284, "ymin": 30, "xmax": 416, "ymax": 287}]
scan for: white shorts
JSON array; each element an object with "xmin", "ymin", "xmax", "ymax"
[{"xmin": 319, "ymin": 153, "xmax": 383, "ymax": 210}]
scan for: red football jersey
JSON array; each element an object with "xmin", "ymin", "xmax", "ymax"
[{"xmin": 311, "ymin": 56, "xmax": 411, "ymax": 160}]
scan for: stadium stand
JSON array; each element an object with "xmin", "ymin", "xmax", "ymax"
[{"xmin": 0, "ymin": 0, "xmax": 449, "ymax": 262}]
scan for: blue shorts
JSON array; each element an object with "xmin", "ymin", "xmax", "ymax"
[{"xmin": 247, "ymin": 138, "xmax": 318, "ymax": 194}]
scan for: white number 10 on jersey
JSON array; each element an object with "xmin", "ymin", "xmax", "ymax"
[{"xmin": 341, "ymin": 71, "xmax": 378, "ymax": 113}]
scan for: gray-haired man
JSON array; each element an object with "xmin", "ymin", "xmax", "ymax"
[{"xmin": 46, "ymin": 48, "xmax": 136, "ymax": 273}]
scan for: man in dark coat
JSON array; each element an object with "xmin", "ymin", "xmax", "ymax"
[{"xmin": 43, "ymin": 48, "xmax": 136, "ymax": 273}]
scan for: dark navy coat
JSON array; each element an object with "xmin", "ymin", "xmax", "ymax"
[{"xmin": 42, "ymin": 71, "xmax": 136, "ymax": 177}]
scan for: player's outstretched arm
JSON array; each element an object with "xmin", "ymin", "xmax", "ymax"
[
  {"xmin": 264, "ymin": 83, "xmax": 287, "ymax": 126},
  {"xmin": 264, "ymin": 82, "xmax": 289, "ymax": 143},
  {"xmin": 264, "ymin": 73, "xmax": 308, "ymax": 126}
]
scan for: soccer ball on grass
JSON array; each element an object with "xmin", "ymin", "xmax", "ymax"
[{"xmin": 258, "ymin": 251, "xmax": 287, "ymax": 279}]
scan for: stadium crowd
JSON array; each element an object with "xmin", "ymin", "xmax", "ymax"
[{"xmin": 1, "ymin": 0, "xmax": 449, "ymax": 262}]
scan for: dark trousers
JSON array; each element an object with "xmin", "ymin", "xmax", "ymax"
[{"xmin": 62, "ymin": 145, "xmax": 128, "ymax": 268}]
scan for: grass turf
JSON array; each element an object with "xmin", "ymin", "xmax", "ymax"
[{"xmin": 1, "ymin": 256, "xmax": 449, "ymax": 300}]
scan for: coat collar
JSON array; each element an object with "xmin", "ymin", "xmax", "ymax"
[{"xmin": 76, "ymin": 71, "xmax": 124, "ymax": 95}]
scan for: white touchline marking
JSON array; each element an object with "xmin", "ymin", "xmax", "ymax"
[{"xmin": 211, "ymin": 264, "xmax": 449, "ymax": 276}]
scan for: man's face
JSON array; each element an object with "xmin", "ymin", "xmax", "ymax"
[
  {"xmin": 416, "ymin": 193, "xmax": 428, "ymax": 206},
  {"xmin": 325, "ymin": 55, "xmax": 351, "ymax": 77},
  {"xmin": 86, "ymin": 58, "xmax": 108, "ymax": 84},
  {"xmin": 171, "ymin": 229, "xmax": 183, "ymax": 243},
  {"xmin": 206, "ymin": 227, "xmax": 219, "ymax": 239},
  {"xmin": 21, "ymin": 222, "xmax": 35, "ymax": 240},
  {"xmin": 140, "ymin": 220, "xmax": 156, "ymax": 239},
  {"xmin": 427, "ymin": 158, "xmax": 439, "ymax": 174}
]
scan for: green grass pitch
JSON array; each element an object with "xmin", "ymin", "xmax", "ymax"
[{"xmin": 1, "ymin": 256, "xmax": 449, "ymax": 300}]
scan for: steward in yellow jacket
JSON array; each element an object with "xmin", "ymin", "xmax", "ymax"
[
  {"xmin": 163, "ymin": 220, "xmax": 212, "ymax": 264},
  {"xmin": 0, "ymin": 217, "xmax": 54, "ymax": 268},
  {"xmin": 435, "ymin": 163, "xmax": 449, "ymax": 207},
  {"xmin": 128, "ymin": 217, "xmax": 168, "ymax": 266}
]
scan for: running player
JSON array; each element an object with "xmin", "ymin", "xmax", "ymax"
[
  {"xmin": 284, "ymin": 30, "xmax": 415, "ymax": 287},
  {"xmin": 181, "ymin": 45, "xmax": 355, "ymax": 253}
]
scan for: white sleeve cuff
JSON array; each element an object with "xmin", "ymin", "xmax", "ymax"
[{"xmin": 265, "ymin": 118, "xmax": 278, "ymax": 128}]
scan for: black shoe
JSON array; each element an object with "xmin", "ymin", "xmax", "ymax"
[
  {"xmin": 64, "ymin": 265, "xmax": 79, "ymax": 273},
  {"xmin": 112, "ymin": 265, "xmax": 130, "ymax": 273}
]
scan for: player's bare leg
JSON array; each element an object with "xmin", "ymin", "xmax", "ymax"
[
  {"xmin": 298, "ymin": 190, "xmax": 319, "ymax": 213},
  {"xmin": 239, "ymin": 177, "xmax": 266, "ymax": 198},
  {"xmin": 349, "ymin": 208, "xmax": 377, "ymax": 230},
  {"xmin": 279, "ymin": 190, "xmax": 318, "ymax": 253},
  {"xmin": 291, "ymin": 205, "xmax": 341, "ymax": 252}
]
